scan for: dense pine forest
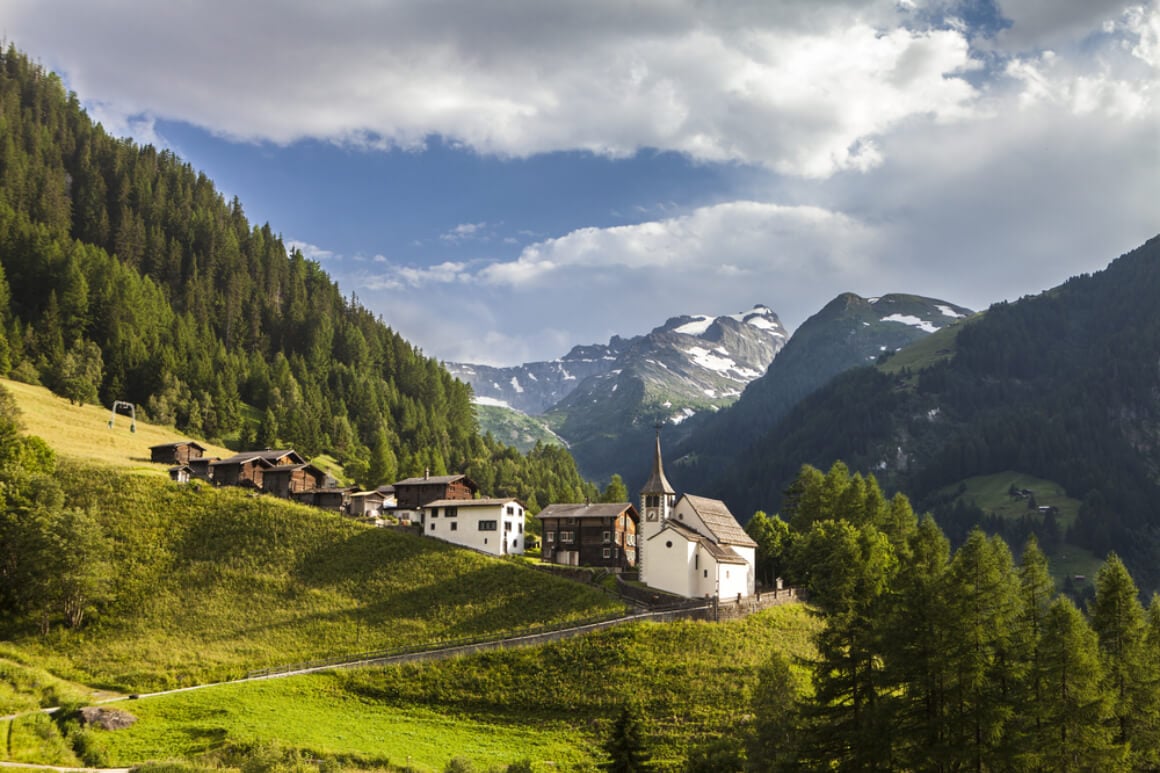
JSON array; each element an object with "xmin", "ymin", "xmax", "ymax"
[
  {"xmin": 0, "ymin": 46, "xmax": 594, "ymax": 506},
  {"xmin": 744, "ymin": 462, "xmax": 1160, "ymax": 772}
]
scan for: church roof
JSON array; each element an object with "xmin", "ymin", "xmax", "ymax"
[
  {"xmin": 641, "ymin": 431, "xmax": 675, "ymax": 495},
  {"xmin": 681, "ymin": 494, "xmax": 758, "ymax": 548},
  {"xmin": 647, "ymin": 519, "xmax": 748, "ymax": 565},
  {"xmin": 536, "ymin": 502, "xmax": 637, "ymax": 520}
]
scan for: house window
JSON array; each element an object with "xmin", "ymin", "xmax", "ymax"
[
  {"xmin": 602, "ymin": 530, "xmax": 611, "ymax": 543},
  {"xmin": 450, "ymin": 522, "xmax": 457, "ymax": 531},
  {"xmin": 602, "ymin": 548, "xmax": 611, "ymax": 559},
  {"xmin": 561, "ymin": 531, "xmax": 574, "ymax": 543},
  {"xmin": 546, "ymin": 531, "xmax": 555, "ymax": 542},
  {"xmin": 445, "ymin": 507, "xmax": 458, "ymax": 518},
  {"xmin": 627, "ymin": 534, "xmax": 635, "ymax": 546},
  {"xmin": 479, "ymin": 520, "xmax": 497, "ymax": 531},
  {"xmin": 506, "ymin": 505, "xmax": 514, "ymax": 515},
  {"xmin": 704, "ymin": 569, "xmax": 708, "ymax": 578},
  {"xmin": 431, "ymin": 508, "xmax": 439, "ymax": 517},
  {"xmin": 504, "ymin": 521, "xmax": 512, "ymax": 532},
  {"xmin": 430, "ymin": 523, "xmax": 436, "ymax": 531}
]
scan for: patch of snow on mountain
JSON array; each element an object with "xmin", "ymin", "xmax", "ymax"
[
  {"xmin": 868, "ymin": 297, "xmax": 881, "ymax": 303},
  {"xmin": 458, "ymin": 365, "xmax": 475, "ymax": 374},
  {"xmin": 674, "ymin": 315, "xmax": 714, "ymax": 336},
  {"xmin": 744, "ymin": 315, "xmax": 780, "ymax": 333},
  {"xmin": 670, "ymin": 407, "xmax": 696, "ymax": 425},
  {"xmin": 612, "ymin": 383, "xmax": 618, "ymax": 392},
  {"xmin": 527, "ymin": 372, "xmax": 538, "ymax": 381},
  {"xmin": 663, "ymin": 400, "xmax": 673, "ymax": 408},
  {"xmin": 686, "ymin": 346, "xmax": 739, "ymax": 375},
  {"xmin": 703, "ymin": 388, "xmax": 718, "ymax": 398},
  {"xmin": 510, "ymin": 376, "xmax": 524, "ymax": 393},
  {"xmin": 936, "ymin": 305, "xmax": 965, "ymax": 319},
  {"xmin": 881, "ymin": 314, "xmax": 938, "ymax": 333},
  {"xmin": 561, "ymin": 367, "xmax": 576, "ymax": 380},
  {"xmin": 473, "ymin": 396, "xmax": 512, "ymax": 408}
]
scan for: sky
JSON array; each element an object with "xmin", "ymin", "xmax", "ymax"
[{"xmin": 4, "ymin": 0, "xmax": 1158, "ymax": 366}]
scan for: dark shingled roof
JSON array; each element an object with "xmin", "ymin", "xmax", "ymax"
[
  {"xmin": 648, "ymin": 520, "xmax": 748, "ymax": 565},
  {"xmin": 394, "ymin": 474, "xmax": 475, "ymax": 487},
  {"xmin": 150, "ymin": 440, "xmax": 206, "ymax": 450},
  {"xmin": 681, "ymin": 494, "xmax": 757, "ymax": 548},
  {"xmin": 212, "ymin": 449, "xmax": 303, "ymax": 466},
  {"xmin": 535, "ymin": 502, "xmax": 637, "ymax": 521}
]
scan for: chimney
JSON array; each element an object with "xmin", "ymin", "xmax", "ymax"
[{"xmin": 424, "ymin": 467, "xmax": 430, "ymax": 480}]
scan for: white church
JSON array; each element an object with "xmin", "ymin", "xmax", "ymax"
[{"xmin": 639, "ymin": 431, "xmax": 757, "ymax": 599}]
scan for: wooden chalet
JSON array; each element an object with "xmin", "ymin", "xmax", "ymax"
[
  {"xmin": 168, "ymin": 465, "xmax": 192, "ymax": 483},
  {"xmin": 393, "ymin": 473, "xmax": 478, "ymax": 510},
  {"xmin": 293, "ymin": 486, "xmax": 357, "ymax": 512},
  {"xmin": 349, "ymin": 489, "xmax": 386, "ymax": 517},
  {"xmin": 537, "ymin": 502, "xmax": 639, "ymax": 570},
  {"xmin": 261, "ymin": 463, "xmax": 327, "ymax": 499},
  {"xmin": 210, "ymin": 449, "xmax": 305, "ymax": 489},
  {"xmin": 150, "ymin": 440, "xmax": 206, "ymax": 465},
  {"xmin": 187, "ymin": 456, "xmax": 217, "ymax": 481}
]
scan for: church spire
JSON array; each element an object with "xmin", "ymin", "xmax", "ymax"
[{"xmin": 642, "ymin": 423, "xmax": 675, "ymax": 495}]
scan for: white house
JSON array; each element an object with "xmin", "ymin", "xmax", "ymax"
[
  {"xmin": 421, "ymin": 497, "xmax": 526, "ymax": 557},
  {"xmin": 638, "ymin": 432, "xmax": 757, "ymax": 599}
]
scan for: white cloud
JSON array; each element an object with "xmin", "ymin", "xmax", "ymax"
[
  {"xmin": 286, "ymin": 239, "xmax": 338, "ymax": 262},
  {"xmin": 363, "ymin": 260, "xmax": 472, "ymax": 291},
  {"xmin": 993, "ymin": 0, "xmax": 1139, "ymax": 50},
  {"xmin": 6, "ymin": 0, "xmax": 980, "ymax": 177},
  {"xmin": 439, "ymin": 222, "xmax": 488, "ymax": 243}
]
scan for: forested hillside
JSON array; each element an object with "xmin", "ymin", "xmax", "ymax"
[
  {"xmin": 719, "ymin": 236, "xmax": 1160, "ymax": 590},
  {"xmin": 0, "ymin": 46, "xmax": 593, "ymax": 502}
]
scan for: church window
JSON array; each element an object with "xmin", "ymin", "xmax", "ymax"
[
  {"xmin": 446, "ymin": 507, "xmax": 458, "ymax": 518},
  {"xmin": 695, "ymin": 554, "xmax": 699, "ymax": 570},
  {"xmin": 666, "ymin": 540, "xmax": 673, "ymax": 548},
  {"xmin": 704, "ymin": 569, "xmax": 708, "ymax": 578}
]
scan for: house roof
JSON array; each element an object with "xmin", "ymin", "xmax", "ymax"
[
  {"xmin": 167, "ymin": 464, "xmax": 192, "ymax": 473},
  {"xmin": 681, "ymin": 494, "xmax": 757, "ymax": 548},
  {"xmin": 425, "ymin": 497, "xmax": 524, "ymax": 509},
  {"xmin": 150, "ymin": 440, "xmax": 207, "ymax": 451},
  {"xmin": 212, "ymin": 449, "xmax": 304, "ymax": 466},
  {"xmin": 262, "ymin": 463, "xmax": 325, "ymax": 476},
  {"xmin": 535, "ymin": 502, "xmax": 637, "ymax": 521},
  {"xmin": 642, "ymin": 431, "xmax": 676, "ymax": 495},
  {"xmin": 350, "ymin": 490, "xmax": 385, "ymax": 500},
  {"xmin": 394, "ymin": 473, "xmax": 476, "ymax": 488},
  {"xmin": 647, "ymin": 520, "xmax": 749, "ymax": 565},
  {"xmin": 376, "ymin": 485, "xmax": 396, "ymax": 494}
]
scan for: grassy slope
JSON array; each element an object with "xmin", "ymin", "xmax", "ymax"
[
  {"xmin": 0, "ymin": 378, "xmax": 233, "ymax": 470},
  {"xmin": 13, "ymin": 468, "xmax": 624, "ymax": 692},
  {"xmin": 934, "ymin": 471, "xmax": 1100, "ymax": 587},
  {"xmin": 87, "ymin": 605, "xmax": 821, "ymax": 772}
]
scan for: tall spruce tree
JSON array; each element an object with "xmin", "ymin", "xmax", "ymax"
[
  {"xmin": 1089, "ymin": 553, "xmax": 1147, "ymax": 757},
  {"xmin": 1038, "ymin": 597, "xmax": 1123, "ymax": 771}
]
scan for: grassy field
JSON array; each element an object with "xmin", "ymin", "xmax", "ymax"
[
  {"xmin": 83, "ymin": 605, "xmax": 820, "ymax": 772},
  {"xmin": 6, "ymin": 463, "xmax": 623, "ymax": 693},
  {"xmin": 0, "ymin": 652, "xmax": 116, "ymax": 715},
  {"xmin": 934, "ymin": 471, "xmax": 1101, "ymax": 588},
  {"xmin": 0, "ymin": 378, "xmax": 233, "ymax": 470}
]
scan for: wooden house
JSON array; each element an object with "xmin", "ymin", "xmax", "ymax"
[
  {"xmin": 261, "ymin": 463, "xmax": 327, "ymax": 499},
  {"xmin": 210, "ymin": 449, "xmax": 305, "ymax": 489},
  {"xmin": 167, "ymin": 465, "xmax": 192, "ymax": 483},
  {"xmin": 392, "ymin": 473, "xmax": 478, "ymax": 510},
  {"xmin": 187, "ymin": 456, "xmax": 217, "ymax": 481},
  {"xmin": 349, "ymin": 490, "xmax": 386, "ymax": 517},
  {"xmin": 537, "ymin": 502, "xmax": 639, "ymax": 570},
  {"xmin": 293, "ymin": 486, "xmax": 357, "ymax": 512},
  {"xmin": 150, "ymin": 441, "xmax": 206, "ymax": 465}
]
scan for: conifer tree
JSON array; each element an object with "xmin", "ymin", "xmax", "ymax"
[
  {"xmin": 1009, "ymin": 535, "xmax": 1055, "ymax": 768},
  {"xmin": 600, "ymin": 474, "xmax": 628, "ymax": 503},
  {"xmin": 602, "ymin": 701, "xmax": 651, "ymax": 772},
  {"xmin": 1038, "ymin": 597, "xmax": 1123, "ymax": 771},
  {"xmin": 1089, "ymin": 552, "xmax": 1147, "ymax": 755},
  {"xmin": 1136, "ymin": 595, "xmax": 1160, "ymax": 769}
]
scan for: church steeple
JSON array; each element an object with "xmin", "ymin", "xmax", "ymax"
[
  {"xmin": 640, "ymin": 424, "xmax": 675, "ymax": 536},
  {"xmin": 642, "ymin": 423, "xmax": 675, "ymax": 496}
]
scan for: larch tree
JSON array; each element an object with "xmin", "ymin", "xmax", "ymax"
[{"xmin": 1089, "ymin": 553, "xmax": 1148, "ymax": 757}]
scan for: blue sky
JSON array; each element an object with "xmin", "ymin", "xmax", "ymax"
[{"xmin": 6, "ymin": 0, "xmax": 1158, "ymax": 365}]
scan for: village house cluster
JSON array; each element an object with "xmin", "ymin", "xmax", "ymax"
[{"xmin": 151, "ymin": 431, "xmax": 757, "ymax": 600}]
